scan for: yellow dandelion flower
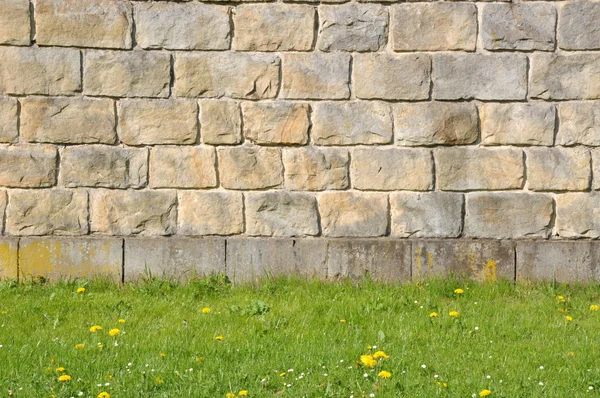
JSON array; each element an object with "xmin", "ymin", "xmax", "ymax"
[
  {"xmin": 1, "ymin": 311, "xmax": 6, "ymax": 315},
  {"xmin": 378, "ymin": 371, "xmax": 392, "ymax": 379},
  {"xmin": 558, "ymin": 308, "xmax": 568, "ymax": 313},
  {"xmin": 155, "ymin": 377, "xmax": 164, "ymax": 384},
  {"xmin": 238, "ymin": 390, "xmax": 248, "ymax": 396},
  {"xmin": 437, "ymin": 381, "xmax": 448, "ymax": 388},
  {"xmin": 556, "ymin": 295, "xmax": 565, "ymax": 302},
  {"xmin": 454, "ymin": 288, "xmax": 464, "ymax": 295},
  {"xmin": 373, "ymin": 351, "xmax": 389, "ymax": 359},
  {"xmin": 75, "ymin": 343, "xmax": 84, "ymax": 349},
  {"xmin": 226, "ymin": 394, "xmax": 236, "ymax": 398},
  {"xmin": 89, "ymin": 325, "xmax": 102, "ymax": 333},
  {"xmin": 449, "ymin": 310, "xmax": 460, "ymax": 318},
  {"xmin": 479, "ymin": 389, "xmax": 491, "ymax": 397},
  {"xmin": 108, "ymin": 328, "xmax": 120, "ymax": 337},
  {"xmin": 367, "ymin": 345, "xmax": 372, "ymax": 350},
  {"xmin": 118, "ymin": 319, "xmax": 126, "ymax": 323},
  {"xmin": 360, "ymin": 355, "xmax": 377, "ymax": 368},
  {"xmin": 591, "ymin": 305, "xmax": 599, "ymax": 311},
  {"xmin": 339, "ymin": 319, "xmax": 346, "ymax": 323},
  {"xmin": 279, "ymin": 372, "xmax": 286, "ymax": 377},
  {"xmin": 566, "ymin": 315, "xmax": 573, "ymax": 322},
  {"xmin": 160, "ymin": 353, "xmax": 167, "ymax": 358},
  {"xmin": 215, "ymin": 335, "xmax": 224, "ymax": 341},
  {"xmin": 57, "ymin": 375, "xmax": 71, "ymax": 382},
  {"xmin": 202, "ymin": 307, "xmax": 211, "ymax": 313},
  {"xmin": 97, "ymin": 393, "xmax": 110, "ymax": 398},
  {"xmin": 429, "ymin": 312, "xmax": 438, "ymax": 318},
  {"xmin": 77, "ymin": 287, "xmax": 85, "ymax": 293},
  {"xmin": 97, "ymin": 343, "xmax": 104, "ymax": 349},
  {"xmin": 196, "ymin": 356, "xmax": 204, "ymax": 362},
  {"xmin": 55, "ymin": 367, "xmax": 65, "ymax": 372},
  {"xmin": 567, "ymin": 351, "xmax": 575, "ymax": 357}
]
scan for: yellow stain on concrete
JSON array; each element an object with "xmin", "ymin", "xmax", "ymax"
[
  {"xmin": 0, "ymin": 241, "xmax": 18, "ymax": 279},
  {"xmin": 485, "ymin": 260, "xmax": 497, "ymax": 282}
]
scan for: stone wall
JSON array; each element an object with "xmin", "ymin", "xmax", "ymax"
[{"xmin": 0, "ymin": 0, "xmax": 599, "ymax": 281}]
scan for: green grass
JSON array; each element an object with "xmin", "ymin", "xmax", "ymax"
[{"xmin": 1, "ymin": 276, "xmax": 600, "ymax": 397}]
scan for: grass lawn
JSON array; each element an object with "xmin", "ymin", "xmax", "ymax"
[{"xmin": 1, "ymin": 276, "xmax": 600, "ymax": 397}]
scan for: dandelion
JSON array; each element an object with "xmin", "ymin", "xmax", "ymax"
[
  {"xmin": 108, "ymin": 328, "xmax": 120, "ymax": 337},
  {"xmin": 56, "ymin": 367, "xmax": 65, "ymax": 372},
  {"xmin": 226, "ymin": 394, "xmax": 236, "ymax": 398},
  {"xmin": 373, "ymin": 351, "xmax": 389, "ymax": 359},
  {"xmin": 118, "ymin": 319, "xmax": 126, "ymax": 323},
  {"xmin": 378, "ymin": 371, "xmax": 392, "ymax": 379},
  {"xmin": 340, "ymin": 319, "xmax": 346, "ymax": 323},
  {"xmin": 429, "ymin": 312, "xmax": 438, "ymax": 318},
  {"xmin": 280, "ymin": 372, "xmax": 286, "ymax": 377},
  {"xmin": 566, "ymin": 316, "xmax": 573, "ymax": 322},
  {"xmin": 437, "ymin": 381, "xmax": 448, "ymax": 388},
  {"xmin": 591, "ymin": 305, "xmax": 599, "ymax": 311},
  {"xmin": 89, "ymin": 325, "xmax": 102, "ymax": 333},
  {"xmin": 160, "ymin": 353, "xmax": 167, "ymax": 358},
  {"xmin": 97, "ymin": 393, "xmax": 110, "ymax": 398},
  {"xmin": 449, "ymin": 311, "xmax": 460, "ymax": 318},
  {"xmin": 77, "ymin": 287, "xmax": 85, "ymax": 293},
  {"xmin": 479, "ymin": 389, "xmax": 491, "ymax": 397},
  {"xmin": 215, "ymin": 335, "xmax": 224, "ymax": 341},
  {"xmin": 454, "ymin": 288, "xmax": 464, "ymax": 295},
  {"xmin": 567, "ymin": 352, "xmax": 575, "ymax": 357},
  {"xmin": 75, "ymin": 343, "xmax": 84, "ymax": 349},
  {"xmin": 558, "ymin": 308, "xmax": 568, "ymax": 313},
  {"xmin": 556, "ymin": 295, "xmax": 565, "ymax": 302},
  {"xmin": 58, "ymin": 375, "xmax": 72, "ymax": 382},
  {"xmin": 202, "ymin": 308, "xmax": 211, "ymax": 314},
  {"xmin": 360, "ymin": 355, "xmax": 377, "ymax": 368},
  {"xmin": 155, "ymin": 377, "xmax": 164, "ymax": 384},
  {"xmin": 238, "ymin": 391, "xmax": 248, "ymax": 396}
]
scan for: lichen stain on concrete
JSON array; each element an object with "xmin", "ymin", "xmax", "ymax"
[{"xmin": 0, "ymin": 242, "xmax": 18, "ymax": 279}]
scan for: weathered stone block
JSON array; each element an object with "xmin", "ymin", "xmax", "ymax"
[
  {"xmin": 559, "ymin": 2, "xmax": 600, "ymax": 50},
  {"xmin": 465, "ymin": 193, "xmax": 553, "ymax": 239},
  {"xmin": 281, "ymin": 53, "xmax": 350, "ymax": 99},
  {"xmin": 0, "ymin": 98, "xmax": 18, "ymax": 143},
  {"xmin": 530, "ymin": 54, "xmax": 600, "ymax": 100},
  {"xmin": 84, "ymin": 50, "xmax": 170, "ymax": 98},
  {"xmin": 149, "ymin": 146, "xmax": 216, "ymax": 189},
  {"xmin": 0, "ymin": 47, "xmax": 80, "ymax": 95},
  {"xmin": 434, "ymin": 54, "xmax": 527, "ymax": 100},
  {"xmin": 557, "ymin": 102, "xmax": 600, "ymax": 146},
  {"xmin": 351, "ymin": 148, "xmax": 433, "ymax": 191},
  {"xmin": 200, "ymin": 101, "xmax": 242, "ymax": 145},
  {"xmin": 90, "ymin": 190, "xmax": 177, "ymax": 236},
  {"xmin": 118, "ymin": 99, "xmax": 197, "ymax": 145},
  {"xmin": 0, "ymin": 145, "xmax": 56, "ymax": 188},
  {"xmin": 354, "ymin": 53, "xmax": 430, "ymax": 100},
  {"xmin": 246, "ymin": 192, "xmax": 319, "ymax": 237},
  {"xmin": 318, "ymin": 4, "xmax": 387, "ymax": 52},
  {"xmin": 392, "ymin": 3, "xmax": 477, "ymax": 51},
  {"xmin": 481, "ymin": 103, "xmax": 555, "ymax": 146},
  {"xmin": 311, "ymin": 101, "xmax": 392, "ymax": 145},
  {"xmin": 234, "ymin": 4, "xmax": 315, "ymax": 51},
  {"xmin": 391, "ymin": 192, "xmax": 463, "ymax": 238},
  {"xmin": 482, "ymin": 3, "xmax": 556, "ymax": 51},
  {"xmin": 0, "ymin": 0, "xmax": 29, "ymax": 45},
  {"xmin": 318, "ymin": 192, "xmax": 388, "ymax": 237},
  {"xmin": 218, "ymin": 146, "xmax": 283, "ymax": 190},
  {"xmin": 135, "ymin": 2, "xmax": 230, "ymax": 50},
  {"xmin": 7, "ymin": 189, "xmax": 87, "ymax": 235},
  {"xmin": 394, "ymin": 103, "xmax": 478, "ymax": 146},
  {"xmin": 526, "ymin": 148, "xmax": 591, "ymax": 192},
  {"xmin": 436, "ymin": 147, "xmax": 524, "ymax": 191},
  {"xmin": 556, "ymin": 193, "xmax": 600, "ymax": 238},
  {"xmin": 413, "ymin": 240, "xmax": 515, "ymax": 282},
  {"xmin": 61, "ymin": 146, "xmax": 147, "ymax": 188},
  {"xmin": 35, "ymin": 0, "xmax": 132, "ymax": 49},
  {"xmin": 242, "ymin": 102, "xmax": 309, "ymax": 145},
  {"xmin": 124, "ymin": 238, "xmax": 225, "ymax": 282},
  {"xmin": 0, "ymin": 238, "xmax": 18, "ymax": 280},
  {"xmin": 174, "ymin": 53, "xmax": 280, "ymax": 99},
  {"xmin": 178, "ymin": 191, "xmax": 243, "ymax": 236},
  {"xmin": 594, "ymin": 149, "xmax": 600, "ymax": 191},
  {"xmin": 283, "ymin": 148, "xmax": 349, "ymax": 191},
  {"xmin": 21, "ymin": 97, "xmax": 116, "ymax": 144}
]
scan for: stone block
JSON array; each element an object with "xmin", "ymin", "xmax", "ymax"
[
  {"xmin": 218, "ymin": 146, "xmax": 283, "ymax": 190},
  {"xmin": 118, "ymin": 99, "xmax": 198, "ymax": 145},
  {"xmin": 526, "ymin": 148, "xmax": 591, "ymax": 191},
  {"xmin": 594, "ymin": 149, "xmax": 600, "ymax": 191},
  {"xmin": 559, "ymin": 2, "xmax": 600, "ymax": 50},
  {"xmin": 135, "ymin": 2, "xmax": 230, "ymax": 50},
  {"xmin": 394, "ymin": 102, "xmax": 478, "ymax": 146},
  {"xmin": 283, "ymin": 147, "xmax": 349, "ymax": 191},
  {"xmin": 391, "ymin": 3, "xmax": 477, "ymax": 51},
  {"xmin": 149, "ymin": 146, "xmax": 216, "ymax": 189},
  {"xmin": 318, "ymin": 192, "xmax": 388, "ymax": 237},
  {"xmin": 124, "ymin": 238, "xmax": 225, "ymax": 282},
  {"xmin": 353, "ymin": 53, "xmax": 430, "ymax": 100},
  {"xmin": 391, "ymin": 192, "xmax": 463, "ymax": 238},
  {"xmin": 200, "ymin": 101, "xmax": 242, "ymax": 145},
  {"xmin": 311, "ymin": 101, "xmax": 392, "ymax": 145},
  {"xmin": 20, "ymin": 97, "xmax": 116, "ymax": 144},
  {"xmin": 351, "ymin": 148, "xmax": 433, "ymax": 191},
  {"xmin": 557, "ymin": 102, "xmax": 600, "ymax": 146},
  {"xmin": 281, "ymin": 53, "xmax": 350, "ymax": 99},
  {"xmin": 84, "ymin": 50, "xmax": 170, "ymax": 98},
  {"xmin": 242, "ymin": 102, "xmax": 309, "ymax": 145},
  {"xmin": 0, "ymin": 145, "xmax": 56, "ymax": 188},
  {"xmin": 178, "ymin": 191, "xmax": 243, "ymax": 236},
  {"xmin": 0, "ymin": 98, "xmax": 18, "ymax": 143},
  {"xmin": 435, "ymin": 147, "xmax": 524, "ymax": 191},
  {"xmin": 19, "ymin": 238, "xmax": 122, "ymax": 281},
  {"xmin": 6, "ymin": 189, "xmax": 87, "ymax": 236},
  {"xmin": 0, "ymin": 0, "xmax": 29, "ymax": 45},
  {"xmin": 174, "ymin": 52, "xmax": 280, "ymax": 99},
  {"xmin": 556, "ymin": 193, "xmax": 600, "ymax": 238},
  {"xmin": 465, "ymin": 192, "xmax": 553, "ymax": 239},
  {"xmin": 233, "ymin": 4, "xmax": 315, "ymax": 51},
  {"xmin": 0, "ymin": 238, "xmax": 18, "ymax": 280},
  {"xmin": 318, "ymin": 4, "xmax": 387, "ymax": 52},
  {"xmin": 481, "ymin": 103, "xmax": 555, "ymax": 146},
  {"xmin": 530, "ymin": 54, "xmax": 600, "ymax": 100}
]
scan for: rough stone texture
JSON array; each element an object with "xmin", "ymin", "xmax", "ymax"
[
  {"xmin": 413, "ymin": 240, "xmax": 515, "ymax": 281},
  {"xmin": 0, "ymin": 238, "xmax": 18, "ymax": 280},
  {"xmin": 118, "ymin": 99, "xmax": 197, "ymax": 145},
  {"xmin": 391, "ymin": 192, "xmax": 463, "ymax": 238},
  {"xmin": 311, "ymin": 101, "xmax": 392, "ymax": 145},
  {"xmin": 351, "ymin": 148, "xmax": 433, "ymax": 191},
  {"xmin": 465, "ymin": 193, "xmax": 553, "ymax": 239},
  {"xmin": 35, "ymin": 0, "xmax": 133, "ymax": 49},
  {"xmin": 557, "ymin": 102, "xmax": 600, "ymax": 146},
  {"xmin": 526, "ymin": 148, "xmax": 591, "ymax": 192},
  {"xmin": 242, "ymin": 102, "xmax": 309, "ymax": 145},
  {"xmin": 0, "ymin": 47, "xmax": 80, "ymax": 95},
  {"xmin": 354, "ymin": 54, "xmax": 430, "ymax": 100},
  {"xmin": 200, "ymin": 101, "xmax": 242, "ymax": 145},
  {"xmin": 90, "ymin": 190, "xmax": 177, "ymax": 236},
  {"xmin": 436, "ymin": 147, "xmax": 524, "ymax": 191},
  {"xmin": 559, "ymin": 2, "xmax": 600, "ymax": 50},
  {"xmin": 433, "ymin": 54, "xmax": 527, "ymax": 100},
  {"xmin": 0, "ymin": 0, "xmax": 30, "ymax": 45},
  {"xmin": 218, "ymin": 146, "xmax": 283, "ymax": 190},
  {"xmin": 125, "ymin": 238, "xmax": 225, "ymax": 281},
  {"xmin": 530, "ymin": 54, "xmax": 600, "ymax": 100},
  {"xmin": 556, "ymin": 193, "xmax": 600, "ymax": 239},
  {"xmin": 135, "ymin": 3, "xmax": 230, "ymax": 50},
  {"xmin": 0, "ymin": 145, "xmax": 56, "ymax": 188},
  {"xmin": 481, "ymin": 103, "xmax": 555, "ymax": 146},
  {"xmin": 234, "ymin": 4, "xmax": 315, "ymax": 51},
  {"xmin": 318, "ymin": 4, "xmax": 388, "ymax": 52},
  {"xmin": 178, "ymin": 191, "xmax": 243, "ymax": 236},
  {"xmin": 149, "ymin": 146, "xmax": 217, "ymax": 189},
  {"xmin": 318, "ymin": 192, "xmax": 388, "ymax": 237},
  {"xmin": 19, "ymin": 238, "xmax": 122, "ymax": 281},
  {"xmin": 20, "ymin": 97, "xmax": 116, "ymax": 144},
  {"xmin": 246, "ymin": 192, "xmax": 319, "ymax": 237},
  {"xmin": 594, "ymin": 149, "xmax": 600, "ymax": 191},
  {"xmin": 283, "ymin": 148, "xmax": 349, "ymax": 191},
  {"xmin": 0, "ymin": 98, "xmax": 18, "ymax": 143},
  {"xmin": 61, "ymin": 146, "xmax": 147, "ymax": 189},
  {"xmin": 394, "ymin": 103, "xmax": 478, "ymax": 146},
  {"xmin": 6, "ymin": 189, "xmax": 88, "ymax": 236},
  {"xmin": 392, "ymin": 3, "xmax": 477, "ymax": 51},
  {"xmin": 281, "ymin": 53, "xmax": 350, "ymax": 100},
  {"xmin": 482, "ymin": 4, "xmax": 556, "ymax": 51},
  {"xmin": 174, "ymin": 53, "xmax": 280, "ymax": 99},
  {"xmin": 84, "ymin": 50, "xmax": 170, "ymax": 98}
]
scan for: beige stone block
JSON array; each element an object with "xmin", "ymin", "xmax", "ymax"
[
  {"xmin": 318, "ymin": 4, "xmax": 387, "ymax": 52},
  {"xmin": 391, "ymin": 192, "xmax": 463, "ymax": 238},
  {"xmin": 556, "ymin": 193, "xmax": 600, "ymax": 238},
  {"xmin": 0, "ymin": 0, "xmax": 30, "ymax": 45},
  {"xmin": 178, "ymin": 191, "xmax": 243, "ymax": 236},
  {"xmin": 530, "ymin": 54, "xmax": 600, "ymax": 100},
  {"xmin": 593, "ymin": 149, "xmax": 600, "ymax": 190},
  {"xmin": 281, "ymin": 53, "xmax": 350, "ymax": 100},
  {"xmin": 242, "ymin": 102, "xmax": 309, "ymax": 145},
  {"xmin": 0, "ymin": 145, "xmax": 56, "ymax": 188},
  {"xmin": 557, "ymin": 102, "xmax": 600, "ymax": 146},
  {"xmin": 318, "ymin": 192, "xmax": 388, "ymax": 237},
  {"xmin": 481, "ymin": 103, "xmax": 555, "ymax": 146},
  {"xmin": 218, "ymin": 146, "xmax": 283, "ymax": 190},
  {"xmin": 283, "ymin": 147, "xmax": 349, "ymax": 191},
  {"xmin": 0, "ymin": 98, "xmax": 18, "ymax": 143},
  {"xmin": 150, "ymin": 146, "xmax": 217, "ymax": 189},
  {"xmin": 527, "ymin": 147, "xmax": 591, "ymax": 191},
  {"xmin": 559, "ymin": 2, "xmax": 600, "ymax": 50},
  {"xmin": 200, "ymin": 101, "xmax": 242, "ymax": 145}
]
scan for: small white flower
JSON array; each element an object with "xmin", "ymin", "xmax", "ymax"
[
  {"xmin": 189, "ymin": 368, "xmax": 193, "ymax": 372},
  {"xmin": 340, "ymin": 360, "xmax": 344, "ymax": 363},
  {"xmin": 434, "ymin": 374, "xmax": 438, "ymax": 378},
  {"xmin": 369, "ymin": 394, "xmax": 375, "ymax": 398},
  {"xmin": 105, "ymin": 382, "xmax": 110, "ymax": 386},
  {"xmin": 97, "ymin": 384, "xmax": 102, "ymax": 387},
  {"xmin": 486, "ymin": 375, "xmax": 491, "ymax": 379},
  {"xmin": 474, "ymin": 327, "xmax": 479, "ymax": 331},
  {"xmin": 324, "ymin": 373, "xmax": 328, "ymax": 377},
  {"xmin": 539, "ymin": 366, "xmax": 544, "ymax": 370},
  {"xmin": 372, "ymin": 346, "xmax": 377, "ymax": 349},
  {"xmin": 589, "ymin": 386, "xmax": 594, "ymax": 390},
  {"xmin": 414, "ymin": 301, "xmax": 418, "ymax": 304},
  {"xmin": 78, "ymin": 393, "xmax": 84, "ymax": 397},
  {"xmin": 364, "ymin": 373, "xmax": 369, "ymax": 378},
  {"xmin": 127, "ymin": 362, "xmax": 132, "ymax": 367},
  {"xmin": 539, "ymin": 382, "xmax": 544, "ymax": 386},
  {"xmin": 421, "ymin": 364, "xmax": 427, "ymax": 369},
  {"xmin": 286, "ymin": 384, "xmax": 292, "ymax": 388}
]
